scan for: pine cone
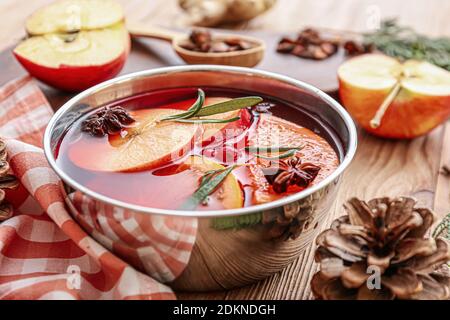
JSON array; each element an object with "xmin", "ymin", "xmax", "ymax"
[
  {"xmin": 311, "ymin": 197, "xmax": 450, "ymax": 300},
  {"xmin": 0, "ymin": 138, "xmax": 19, "ymax": 221}
]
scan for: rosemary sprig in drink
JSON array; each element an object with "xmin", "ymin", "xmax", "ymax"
[
  {"xmin": 161, "ymin": 90, "xmax": 263, "ymax": 124},
  {"xmin": 174, "ymin": 116, "xmax": 241, "ymax": 124},
  {"xmin": 245, "ymin": 145, "xmax": 304, "ymax": 160},
  {"xmin": 162, "ymin": 89, "xmax": 205, "ymax": 120},
  {"xmin": 180, "ymin": 165, "xmax": 237, "ymax": 210}
]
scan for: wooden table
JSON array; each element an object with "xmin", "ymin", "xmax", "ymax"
[{"xmin": 1, "ymin": 0, "xmax": 449, "ymax": 300}]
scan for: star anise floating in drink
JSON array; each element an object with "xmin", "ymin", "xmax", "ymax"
[
  {"xmin": 81, "ymin": 106, "xmax": 135, "ymax": 137},
  {"xmin": 263, "ymin": 156, "xmax": 321, "ymax": 193}
]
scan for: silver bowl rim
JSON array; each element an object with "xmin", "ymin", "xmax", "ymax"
[{"xmin": 43, "ymin": 65, "xmax": 357, "ymax": 218}]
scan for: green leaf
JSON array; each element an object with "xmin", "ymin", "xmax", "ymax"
[
  {"xmin": 254, "ymin": 149, "xmax": 299, "ymax": 160},
  {"xmin": 174, "ymin": 117, "xmax": 241, "ymax": 124},
  {"xmin": 363, "ymin": 19, "xmax": 450, "ymax": 71},
  {"xmin": 195, "ymin": 97, "xmax": 263, "ymax": 117},
  {"xmin": 161, "ymin": 89, "xmax": 205, "ymax": 121},
  {"xmin": 180, "ymin": 165, "xmax": 237, "ymax": 210},
  {"xmin": 245, "ymin": 146, "xmax": 304, "ymax": 153}
]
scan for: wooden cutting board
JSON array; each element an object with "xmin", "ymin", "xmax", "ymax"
[{"xmin": 0, "ymin": 29, "xmax": 346, "ymax": 106}]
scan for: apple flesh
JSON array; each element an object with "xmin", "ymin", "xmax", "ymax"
[
  {"xmin": 14, "ymin": 0, "xmax": 128, "ymax": 92},
  {"xmin": 14, "ymin": 23, "xmax": 130, "ymax": 92},
  {"xmin": 26, "ymin": 0, "xmax": 124, "ymax": 35},
  {"xmin": 70, "ymin": 108, "xmax": 200, "ymax": 172},
  {"xmin": 181, "ymin": 156, "xmax": 243, "ymax": 210},
  {"xmin": 338, "ymin": 54, "xmax": 450, "ymax": 139}
]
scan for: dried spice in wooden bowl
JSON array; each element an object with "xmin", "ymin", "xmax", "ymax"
[{"xmin": 181, "ymin": 29, "xmax": 255, "ymax": 53}]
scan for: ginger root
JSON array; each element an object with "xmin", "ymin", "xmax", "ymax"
[{"xmin": 179, "ymin": 0, "xmax": 276, "ymax": 27}]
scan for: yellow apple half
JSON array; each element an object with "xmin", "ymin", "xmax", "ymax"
[
  {"xmin": 338, "ymin": 54, "xmax": 450, "ymax": 139},
  {"xmin": 26, "ymin": 0, "xmax": 124, "ymax": 35},
  {"xmin": 14, "ymin": 23, "xmax": 130, "ymax": 92}
]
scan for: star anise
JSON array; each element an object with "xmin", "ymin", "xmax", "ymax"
[
  {"xmin": 81, "ymin": 106, "xmax": 135, "ymax": 137},
  {"xmin": 264, "ymin": 156, "xmax": 321, "ymax": 193}
]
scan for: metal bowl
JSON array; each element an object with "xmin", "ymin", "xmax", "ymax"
[{"xmin": 44, "ymin": 65, "xmax": 357, "ymax": 292}]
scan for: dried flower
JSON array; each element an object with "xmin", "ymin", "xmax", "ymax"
[
  {"xmin": 311, "ymin": 197, "xmax": 450, "ymax": 300},
  {"xmin": 81, "ymin": 106, "xmax": 135, "ymax": 137},
  {"xmin": 263, "ymin": 156, "xmax": 320, "ymax": 194}
]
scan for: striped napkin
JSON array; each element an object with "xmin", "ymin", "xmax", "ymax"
[{"xmin": 0, "ymin": 76, "xmax": 197, "ymax": 300}]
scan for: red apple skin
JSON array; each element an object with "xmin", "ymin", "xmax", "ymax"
[
  {"xmin": 339, "ymin": 78, "xmax": 450, "ymax": 139},
  {"xmin": 13, "ymin": 34, "xmax": 130, "ymax": 92}
]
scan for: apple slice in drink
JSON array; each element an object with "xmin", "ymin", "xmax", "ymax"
[
  {"xmin": 25, "ymin": 0, "xmax": 124, "ymax": 35},
  {"xmin": 338, "ymin": 54, "xmax": 450, "ymax": 138},
  {"xmin": 181, "ymin": 156, "xmax": 243, "ymax": 210},
  {"xmin": 69, "ymin": 108, "xmax": 199, "ymax": 172},
  {"xmin": 14, "ymin": 23, "xmax": 130, "ymax": 92}
]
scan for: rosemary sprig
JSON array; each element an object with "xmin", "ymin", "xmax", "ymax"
[
  {"xmin": 364, "ymin": 19, "xmax": 450, "ymax": 71},
  {"xmin": 245, "ymin": 146, "xmax": 303, "ymax": 160},
  {"xmin": 174, "ymin": 116, "xmax": 241, "ymax": 124},
  {"xmin": 254, "ymin": 149, "xmax": 298, "ymax": 160},
  {"xmin": 180, "ymin": 165, "xmax": 237, "ymax": 210},
  {"xmin": 162, "ymin": 89, "xmax": 205, "ymax": 121},
  {"xmin": 161, "ymin": 90, "xmax": 262, "ymax": 124},
  {"xmin": 195, "ymin": 97, "xmax": 263, "ymax": 117},
  {"xmin": 245, "ymin": 146, "xmax": 304, "ymax": 153}
]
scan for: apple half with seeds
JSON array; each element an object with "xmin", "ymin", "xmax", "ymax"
[
  {"xmin": 338, "ymin": 54, "xmax": 450, "ymax": 139},
  {"xmin": 25, "ymin": 0, "xmax": 124, "ymax": 35},
  {"xmin": 14, "ymin": 0, "xmax": 129, "ymax": 92}
]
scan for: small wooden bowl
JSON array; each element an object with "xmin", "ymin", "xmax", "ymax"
[{"xmin": 127, "ymin": 24, "xmax": 265, "ymax": 67}]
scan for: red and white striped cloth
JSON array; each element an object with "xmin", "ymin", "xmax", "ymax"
[{"xmin": 0, "ymin": 76, "xmax": 197, "ymax": 300}]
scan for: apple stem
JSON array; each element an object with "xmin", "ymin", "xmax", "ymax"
[{"xmin": 370, "ymin": 81, "xmax": 402, "ymax": 129}]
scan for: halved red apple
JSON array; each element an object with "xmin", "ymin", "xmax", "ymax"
[
  {"xmin": 14, "ymin": 22, "xmax": 130, "ymax": 92},
  {"xmin": 26, "ymin": 0, "xmax": 124, "ymax": 35},
  {"xmin": 338, "ymin": 54, "xmax": 450, "ymax": 139}
]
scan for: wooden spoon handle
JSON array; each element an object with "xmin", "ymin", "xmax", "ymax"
[{"xmin": 126, "ymin": 23, "xmax": 185, "ymax": 42}]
